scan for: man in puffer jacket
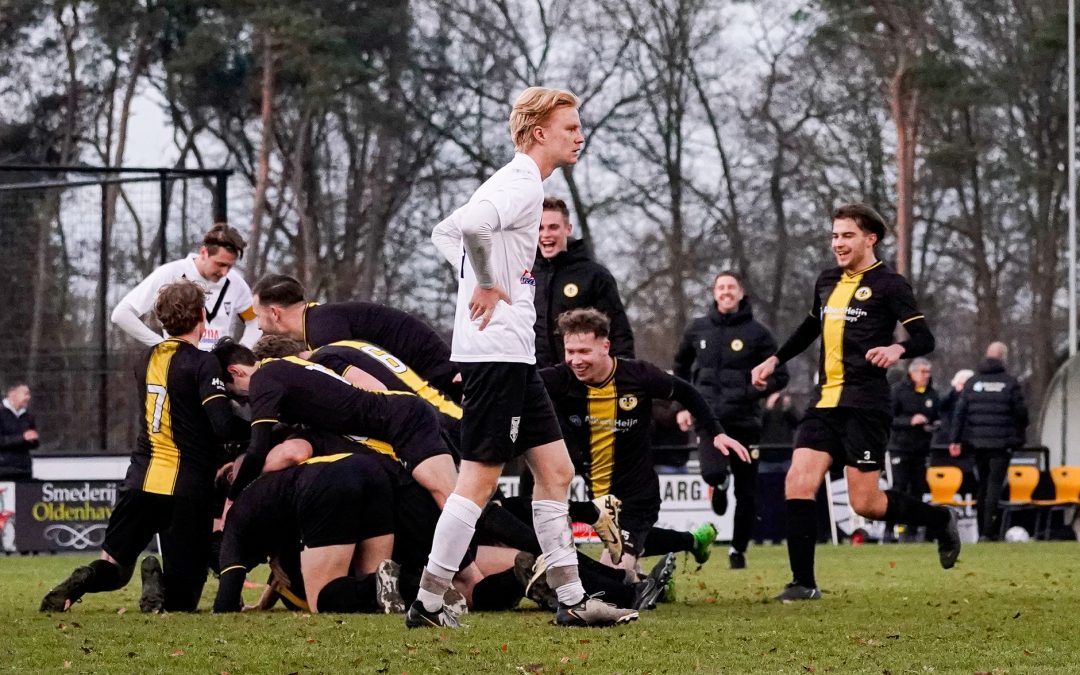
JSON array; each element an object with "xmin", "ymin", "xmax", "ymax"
[
  {"xmin": 674, "ymin": 272, "xmax": 789, "ymax": 569},
  {"xmin": 533, "ymin": 197, "xmax": 635, "ymax": 367},
  {"xmin": 949, "ymin": 342, "xmax": 1028, "ymax": 540}
]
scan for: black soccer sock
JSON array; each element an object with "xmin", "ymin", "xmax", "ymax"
[
  {"xmin": 884, "ymin": 489, "xmax": 949, "ymax": 529},
  {"xmin": 315, "ymin": 575, "xmax": 379, "ymax": 614},
  {"xmin": 568, "ymin": 500, "xmax": 601, "ymax": 524},
  {"xmin": 213, "ymin": 567, "xmax": 247, "ymax": 613},
  {"xmin": 786, "ymin": 499, "xmax": 817, "ymax": 588},
  {"xmin": 575, "ymin": 551, "xmax": 627, "ymax": 582},
  {"xmin": 641, "ymin": 527, "xmax": 694, "ymax": 556},
  {"xmin": 476, "ymin": 503, "xmax": 541, "ymax": 555},
  {"xmin": 471, "ymin": 569, "xmax": 525, "ymax": 611},
  {"xmin": 83, "ymin": 559, "xmax": 126, "ymax": 593},
  {"xmin": 576, "ymin": 562, "xmax": 635, "ymax": 608}
]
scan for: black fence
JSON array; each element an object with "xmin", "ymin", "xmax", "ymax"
[{"xmin": 0, "ymin": 164, "xmax": 231, "ymax": 454}]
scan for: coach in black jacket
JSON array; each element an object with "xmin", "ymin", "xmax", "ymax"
[
  {"xmin": 533, "ymin": 197, "xmax": 634, "ymax": 367},
  {"xmin": 949, "ymin": 342, "xmax": 1028, "ymax": 540},
  {"xmin": 673, "ymin": 272, "xmax": 788, "ymax": 568},
  {"xmin": 885, "ymin": 358, "xmax": 939, "ymax": 540},
  {"xmin": 0, "ymin": 383, "xmax": 38, "ymax": 480}
]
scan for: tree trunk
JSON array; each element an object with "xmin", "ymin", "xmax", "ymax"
[
  {"xmin": 888, "ymin": 60, "xmax": 917, "ymax": 278},
  {"xmin": 249, "ymin": 32, "xmax": 276, "ymax": 281}
]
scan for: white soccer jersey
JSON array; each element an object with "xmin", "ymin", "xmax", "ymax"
[
  {"xmin": 119, "ymin": 256, "xmax": 256, "ymax": 350},
  {"xmin": 433, "ymin": 153, "xmax": 545, "ymax": 363}
]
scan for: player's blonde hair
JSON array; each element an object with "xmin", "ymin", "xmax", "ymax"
[{"xmin": 509, "ymin": 87, "xmax": 580, "ymax": 151}]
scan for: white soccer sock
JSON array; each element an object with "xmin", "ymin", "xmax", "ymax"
[
  {"xmin": 419, "ymin": 493, "xmax": 483, "ymax": 611},
  {"xmin": 532, "ymin": 499, "xmax": 586, "ymax": 606}
]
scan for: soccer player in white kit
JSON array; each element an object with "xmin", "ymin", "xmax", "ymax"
[
  {"xmin": 111, "ymin": 224, "xmax": 261, "ymax": 351},
  {"xmin": 408, "ymin": 87, "xmax": 639, "ymax": 628}
]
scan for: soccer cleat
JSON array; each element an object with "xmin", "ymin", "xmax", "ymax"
[
  {"xmin": 404, "ymin": 599, "xmax": 461, "ymax": 629},
  {"xmin": 660, "ymin": 573, "xmax": 676, "ymax": 603},
  {"xmin": 633, "ymin": 553, "xmax": 675, "ymax": 610},
  {"xmin": 555, "ymin": 595, "xmax": 639, "ymax": 627},
  {"xmin": 690, "ymin": 522, "xmax": 717, "ymax": 565},
  {"xmin": 139, "ymin": 556, "xmax": 165, "ymax": 613},
  {"xmin": 443, "ymin": 585, "xmax": 468, "ymax": 616},
  {"xmin": 374, "ymin": 559, "xmax": 405, "ymax": 614},
  {"xmin": 728, "ymin": 550, "xmax": 746, "ymax": 570},
  {"xmin": 591, "ymin": 495, "xmax": 624, "ymax": 564},
  {"xmin": 775, "ymin": 582, "xmax": 821, "ymax": 602},
  {"xmin": 936, "ymin": 508, "xmax": 961, "ymax": 570},
  {"xmin": 521, "ymin": 553, "xmax": 558, "ymax": 612},
  {"xmin": 39, "ymin": 565, "xmax": 94, "ymax": 613}
]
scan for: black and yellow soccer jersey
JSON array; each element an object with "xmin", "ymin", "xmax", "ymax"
[
  {"xmin": 301, "ymin": 302, "xmax": 458, "ymax": 398},
  {"xmin": 309, "ymin": 341, "xmax": 461, "ymax": 421},
  {"xmin": 796, "ymin": 261, "xmax": 933, "ymax": 413},
  {"xmin": 540, "ymin": 358, "xmax": 722, "ymax": 511},
  {"xmin": 127, "ymin": 338, "xmax": 240, "ymax": 497}
]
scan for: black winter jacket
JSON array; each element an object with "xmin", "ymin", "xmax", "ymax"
[
  {"xmin": 950, "ymin": 358, "xmax": 1028, "ymax": 450},
  {"xmin": 887, "ymin": 377, "xmax": 940, "ymax": 455},
  {"xmin": 0, "ymin": 405, "xmax": 37, "ymax": 479},
  {"xmin": 533, "ymin": 239, "xmax": 635, "ymax": 367},
  {"xmin": 673, "ymin": 299, "xmax": 789, "ymax": 430}
]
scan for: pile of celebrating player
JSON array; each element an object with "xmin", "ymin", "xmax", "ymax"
[{"xmin": 39, "ymin": 86, "xmax": 960, "ymax": 625}]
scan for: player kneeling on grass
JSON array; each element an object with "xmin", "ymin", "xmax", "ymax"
[
  {"xmin": 214, "ymin": 452, "xmax": 403, "ymax": 614},
  {"xmin": 40, "ymin": 281, "xmax": 248, "ymax": 613}
]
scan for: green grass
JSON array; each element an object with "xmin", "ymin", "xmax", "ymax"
[{"xmin": 4, "ymin": 542, "xmax": 1078, "ymax": 673}]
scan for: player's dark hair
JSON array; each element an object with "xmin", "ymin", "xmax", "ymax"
[
  {"xmin": 202, "ymin": 223, "xmax": 246, "ymax": 259},
  {"xmin": 832, "ymin": 203, "xmax": 888, "ymax": 243},
  {"xmin": 155, "ymin": 280, "xmax": 205, "ymax": 336},
  {"xmin": 212, "ymin": 337, "xmax": 257, "ymax": 382},
  {"xmin": 253, "ymin": 335, "xmax": 305, "ymax": 360},
  {"xmin": 542, "ymin": 196, "xmax": 570, "ymax": 221},
  {"xmin": 557, "ymin": 308, "xmax": 610, "ymax": 340},
  {"xmin": 252, "ymin": 274, "xmax": 306, "ymax": 306},
  {"xmin": 713, "ymin": 270, "xmax": 744, "ymax": 288}
]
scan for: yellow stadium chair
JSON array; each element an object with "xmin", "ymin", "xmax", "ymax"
[
  {"xmin": 926, "ymin": 466, "xmax": 975, "ymax": 507},
  {"xmin": 997, "ymin": 464, "xmax": 1042, "ymax": 539},
  {"xmin": 1031, "ymin": 466, "xmax": 1080, "ymax": 539}
]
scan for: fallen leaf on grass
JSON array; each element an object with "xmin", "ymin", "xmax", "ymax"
[
  {"xmin": 1023, "ymin": 650, "xmax": 1033, "ymax": 656},
  {"xmin": 116, "ymin": 607, "xmax": 127, "ymax": 615},
  {"xmin": 63, "ymin": 661, "xmax": 71, "ymax": 669},
  {"xmin": 577, "ymin": 639, "xmax": 590, "ymax": 645},
  {"xmin": 560, "ymin": 657, "xmax": 571, "ymax": 664},
  {"xmin": 887, "ymin": 634, "xmax": 900, "ymax": 640},
  {"xmin": 1013, "ymin": 612, "xmax": 1021, "ymax": 619},
  {"xmin": 501, "ymin": 643, "xmax": 509, "ymax": 653},
  {"xmin": 577, "ymin": 652, "xmax": 589, "ymax": 661},
  {"xmin": 889, "ymin": 561, "xmax": 896, "ymax": 569},
  {"xmin": 305, "ymin": 638, "xmax": 316, "ymax": 644},
  {"xmin": 803, "ymin": 666, "xmax": 815, "ymax": 673},
  {"xmin": 170, "ymin": 649, "xmax": 185, "ymax": 657}
]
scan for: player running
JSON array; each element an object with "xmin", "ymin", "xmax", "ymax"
[{"xmin": 750, "ymin": 203, "xmax": 961, "ymax": 602}]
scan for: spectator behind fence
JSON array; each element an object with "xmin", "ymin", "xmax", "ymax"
[
  {"xmin": 673, "ymin": 271, "xmax": 789, "ymax": 570},
  {"xmin": 885, "ymin": 358, "xmax": 940, "ymax": 541},
  {"xmin": 933, "ymin": 368, "xmax": 974, "ymax": 448},
  {"xmin": 949, "ymin": 342, "xmax": 1028, "ymax": 541},
  {"xmin": 760, "ymin": 392, "xmax": 800, "ymax": 445},
  {"xmin": 0, "ymin": 382, "xmax": 38, "ymax": 480},
  {"xmin": 532, "ymin": 196, "xmax": 635, "ymax": 367},
  {"xmin": 111, "ymin": 223, "xmax": 260, "ymax": 351}
]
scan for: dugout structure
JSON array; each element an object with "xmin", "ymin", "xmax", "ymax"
[{"xmin": 0, "ymin": 164, "xmax": 232, "ymax": 455}]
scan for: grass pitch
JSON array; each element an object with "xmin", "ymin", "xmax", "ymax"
[{"xmin": 4, "ymin": 542, "xmax": 1078, "ymax": 673}]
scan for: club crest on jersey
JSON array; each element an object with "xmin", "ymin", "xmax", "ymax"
[
  {"xmin": 519, "ymin": 270, "xmax": 536, "ymax": 286},
  {"xmin": 563, "ymin": 283, "xmax": 579, "ymax": 298},
  {"xmin": 618, "ymin": 395, "xmax": 638, "ymax": 411},
  {"xmin": 854, "ymin": 286, "xmax": 873, "ymax": 301},
  {"xmin": 730, "ymin": 339, "xmax": 744, "ymax": 352},
  {"xmin": 509, "ymin": 416, "xmax": 521, "ymax": 442}
]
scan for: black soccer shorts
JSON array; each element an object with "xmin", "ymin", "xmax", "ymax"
[{"xmin": 793, "ymin": 407, "xmax": 891, "ymax": 472}]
